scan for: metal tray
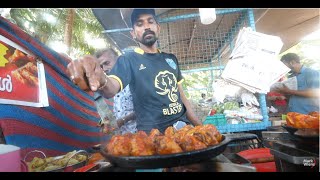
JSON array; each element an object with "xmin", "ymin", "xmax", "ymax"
[{"xmin": 24, "ymin": 150, "xmax": 89, "ymax": 172}]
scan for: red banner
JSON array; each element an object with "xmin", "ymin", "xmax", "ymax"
[{"xmin": 0, "ymin": 35, "xmax": 48, "ymax": 107}]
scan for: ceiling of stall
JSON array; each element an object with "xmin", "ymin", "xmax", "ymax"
[
  {"xmin": 253, "ymin": 8, "xmax": 319, "ymax": 53},
  {"xmin": 93, "ymin": 8, "xmax": 319, "ymax": 53},
  {"xmin": 92, "ymin": 8, "xmax": 319, "ymax": 69}
]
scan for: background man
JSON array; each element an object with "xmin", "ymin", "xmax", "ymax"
[{"xmin": 276, "ymin": 53, "xmax": 319, "ymax": 114}]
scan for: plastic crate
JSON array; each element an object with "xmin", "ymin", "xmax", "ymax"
[
  {"xmin": 203, "ymin": 115, "xmax": 271, "ymax": 133},
  {"xmin": 203, "ymin": 114, "xmax": 227, "ymax": 126},
  {"xmin": 224, "ymin": 121, "xmax": 271, "ymax": 133}
]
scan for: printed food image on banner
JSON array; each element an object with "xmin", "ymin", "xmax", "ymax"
[{"xmin": 0, "ymin": 35, "xmax": 49, "ymax": 107}]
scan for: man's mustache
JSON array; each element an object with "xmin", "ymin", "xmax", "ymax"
[{"xmin": 143, "ymin": 30, "xmax": 155, "ymax": 38}]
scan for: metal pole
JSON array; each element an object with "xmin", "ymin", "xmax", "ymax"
[
  {"xmin": 102, "ymin": 8, "xmax": 249, "ymax": 34},
  {"xmin": 181, "ymin": 66, "xmax": 225, "ymax": 74},
  {"xmin": 211, "ymin": 11, "xmax": 247, "ymax": 61},
  {"xmin": 247, "ymin": 9, "xmax": 256, "ymax": 31},
  {"xmin": 247, "ymin": 8, "xmax": 269, "ymax": 125},
  {"xmin": 209, "ymin": 61, "xmax": 214, "ymax": 93},
  {"xmin": 218, "ymin": 51, "xmax": 222, "ymax": 76}
]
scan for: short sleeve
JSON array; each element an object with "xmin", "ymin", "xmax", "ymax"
[
  {"xmin": 109, "ymin": 55, "xmax": 132, "ymax": 91},
  {"xmin": 306, "ymin": 69, "xmax": 320, "ymax": 89}
]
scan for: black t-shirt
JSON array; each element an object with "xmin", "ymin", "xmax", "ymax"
[{"xmin": 109, "ymin": 48, "xmax": 190, "ymax": 133}]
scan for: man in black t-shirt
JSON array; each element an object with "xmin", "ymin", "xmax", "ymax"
[{"xmin": 67, "ymin": 9, "xmax": 202, "ymax": 133}]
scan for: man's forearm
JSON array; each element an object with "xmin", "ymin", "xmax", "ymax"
[
  {"xmin": 186, "ymin": 111, "xmax": 202, "ymax": 126},
  {"xmin": 287, "ymin": 88, "xmax": 320, "ymax": 98},
  {"xmin": 178, "ymin": 84, "xmax": 202, "ymax": 126},
  {"xmin": 99, "ymin": 76, "xmax": 120, "ymax": 99}
]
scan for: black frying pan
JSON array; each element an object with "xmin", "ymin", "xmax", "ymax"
[
  {"xmin": 100, "ymin": 133, "xmax": 258, "ymax": 169},
  {"xmin": 281, "ymin": 124, "xmax": 319, "ymax": 140}
]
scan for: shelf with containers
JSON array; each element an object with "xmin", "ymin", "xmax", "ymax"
[
  {"xmin": 204, "ymin": 114, "xmax": 271, "ymax": 133},
  {"xmin": 172, "ymin": 8, "xmax": 271, "ymax": 133}
]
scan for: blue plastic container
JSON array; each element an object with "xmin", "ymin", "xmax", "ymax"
[
  {"xmin": 203, "ymin": 114, "xmax": 227, "ymax": 126},
  {"xmin": 203, "ymin": 114, "xmax": 271, "ymax": 133}
]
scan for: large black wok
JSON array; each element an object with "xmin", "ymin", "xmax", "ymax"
[{"xmin": 100, "ymin": 133, "xmax": 258, "ymax": 169}]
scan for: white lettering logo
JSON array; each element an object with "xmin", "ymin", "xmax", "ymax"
[
  {"xmin": 139, "ymin": 64, "xmax": 146, "ymax": 70},
  {"xmin": 303, "ymin": 159, "xmax": 316, "ymax": 168},
  {"xmin": 155, "ymin": 71, "xmax": 178, "ymax": 102},
  {"xmin": 155, "ymin": 71, "xmax": 182, "ymax": 116},
  {"xmin": 162, "ymin": 102, "xmax": 183, "ymax": 116},
  {"xmin": 0, "ymin": 74, "xmax": 13, "ymax": 92}
]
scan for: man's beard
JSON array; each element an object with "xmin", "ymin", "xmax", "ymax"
[{"xmin": 137, "ymin": 31, "xmax": 158, "ymax": 47}]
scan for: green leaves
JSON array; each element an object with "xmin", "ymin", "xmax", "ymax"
[{"xmin": 8, "ymin": 8, "xmax": 108, "ymax": 58}]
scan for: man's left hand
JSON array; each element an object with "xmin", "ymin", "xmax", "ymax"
[{"xmin": 275, "ymin": 85, "xmax": 291, "ymax": 95}]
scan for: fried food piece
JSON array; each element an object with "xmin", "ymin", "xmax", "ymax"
[
  {"xmin": 46, "ymin": 150, "xmax": 85, "ymax": 169},
  {"xmin": 309, "ymin": 111, "xmax": 319, "ymax": 119},
  {"xmin": 19, "ymin": 68, "xmax": 38, "ymax": 86},
  {"xmin": 154, "ymin": 136, "xmax": 183, "ymax": 155},
  {"xmin": 164, "ymin": 126, "xmax": 175, "ymax": 137},
  {"xmin": 106, "ymin": 124, "xmax": 223, "ymax": 156},
  {"xmin": 179, "ymin": 134, "xmax": 207, "ymax": 152},
  {"xmin": 26, "ymin": 54, "xmax": 36, "ymax": 62},
  {"xmin": 8, "ymin": 49, "xmax": 27, "ymax": 64},
  {"xmin": 149, "ymin": 128, "xmax": 162, "ymax": 144},
  {"xmin": 177, "ymin": 125, "xmax": 193, "ymax": 133},
  {"xmin": 43, "ymin": 165, "xmax": 61, "ymax": 172},
  {"xmin": 74, "ymin": 154, "xmax": 87, "ymax": 162},
  {"xmin": 24, "ymin": 62, "xmax": 38, "ymax": 75},
  {"xmin": 130, "ymin": 131, "xmax": 155, "ymax": 156},
  {"xmin": 11, "ymin": 70, "xmax": 26, "ymax": 84},
  {"xmin": 106, "ymin": 134, "xmax": 132, "ymax": 156},
  {"xmin": 27, "ymin": 151, "xmax": 88, "ymax": 172},
  {"xmin": 29, "ymin": 157, "xmax": 46, "ymax": 170},
  {"xmin": 172, "ymin": 125, "xmax": 193, "ymax": 143},
  {"xmin": 287, "ymin": 112, "xmax": 319, "ymax": 129},
  {"xmin": 191, "ymin": 124, "xmax": 222, "ymax": 146},
  {"xmin": 286, "ymin": 112, "xmax": 299, "ymax": 127},
  {"xmin": 174, "ymin": 124, "xmax": 221, "ymax": 151}
]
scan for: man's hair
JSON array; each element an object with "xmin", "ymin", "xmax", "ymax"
[
  {"xmin": 94, "ymin": 48, "xmax": 119, "ymax": 59},
  {"xmin": 131, "ymin": 9, "xmax": 157, "ymax": 28},
  {"xmin": 280, "ymin": 53, "xmax": 300, "ymax": 64}
]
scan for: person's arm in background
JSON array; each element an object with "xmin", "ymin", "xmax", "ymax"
[
  {"xmin": 277, "ymin": 87, "xmax": 320, "ymax": 98},
  {"xmin": 178, "ymin": 84, "xmax": 202, "ymax": 126},
  {"xmin": 276, "ymin": 70, "xmax": 320, "ymax": 98},
  {"xmin": 116, "ymin": 112, "xmax": 136, "ymax": 128}
]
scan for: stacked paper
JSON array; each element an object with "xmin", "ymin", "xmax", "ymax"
[{"xmin": 222, "ymin": 27, "xmax": 290, "ymax": 94}]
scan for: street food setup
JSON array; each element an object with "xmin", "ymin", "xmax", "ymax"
[
  {"xmin": 0, "ymin": 16, "xmax": 103, "ymax": 171},
  {"xmin": 93, "ymin": 8, "xmax": 275, "ymax": 134},
  {"xmin": 0, "ymin": 9, "xmax": 319, "ymax": 172}
]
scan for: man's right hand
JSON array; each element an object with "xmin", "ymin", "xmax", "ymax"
[{"xmin": 66, "ymin": 55, "xmax": 106, "ymax": 92}]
